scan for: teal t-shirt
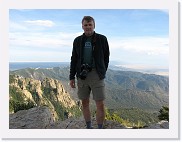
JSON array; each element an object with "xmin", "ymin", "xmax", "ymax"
[{"xmin": 83, "ymin": 37, "xmax": 94, "ymax": 66}]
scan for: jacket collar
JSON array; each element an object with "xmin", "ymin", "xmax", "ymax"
[{"xmin": 82, "ymin": 31, "xmax": 96, "ymax": 38}]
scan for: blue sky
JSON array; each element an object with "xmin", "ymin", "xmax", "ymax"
[{"xmin": 9, "ymin": 9, "xmax": 169, "ymax": 69}]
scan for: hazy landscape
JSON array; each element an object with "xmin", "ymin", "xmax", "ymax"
[{"xmin": 9, "ymin": 62, "xmax": 169, "ymax": 128}]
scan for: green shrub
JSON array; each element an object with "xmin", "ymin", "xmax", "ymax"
[{"xmin": 158, "ymin": 106, "xmax": 169, "ymax": 121}]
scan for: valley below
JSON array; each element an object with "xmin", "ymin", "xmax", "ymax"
[{"xmin": 9, "ymin": 64, "xmax": 169, "ymax": 129}]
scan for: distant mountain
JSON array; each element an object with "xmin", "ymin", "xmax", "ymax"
[
  {"xmin": 105, "ymin": 69, "xmax": 168, "ymax": 110},
  {"xmin": 109, "ymin": 64, "xmax": 168, "ymax": 76},
  {"xmin": 9, "ymin": 62, "xmax": 69, "ymax": 71},
  {"xmin": 10, "ymin": 66, "xmax": 169, "ymax": 112}
]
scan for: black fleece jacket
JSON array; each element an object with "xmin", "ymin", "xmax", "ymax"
[{"xmin": 69, "ymin": 32, "xmax": 110, "ymax": 80}]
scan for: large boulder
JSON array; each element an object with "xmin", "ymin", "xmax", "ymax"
[
  {"xmin": 9, "ymin": 106, "xmax": 55, "ymax": 129},
  {"xmin": 142, "ymin": 120, "xmax": 169, "ymax": 129}
]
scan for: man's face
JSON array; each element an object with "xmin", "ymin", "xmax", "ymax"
[{"xmin": 82, "ymin": 20, "xmax": 95, "ymax": 36}]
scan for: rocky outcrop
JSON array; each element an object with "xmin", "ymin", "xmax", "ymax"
[
  {"xmin": 9, "ymin": 75, "xmax": 80, "ymax": 119},
  {"xmin": 9, "ymin": 106, "xmax": 127, "ymax": 129},
  {"xmin": 47, "ymin": 117, "xmax": 127, "ymax": 129},
  {"xmin": 9, "ymin": 106, "xmax": 55, "ymax": 129},
  {"xmin": 9, "ymin": 106, "xmax": 169, "ymax": 129},
  {"xmin": 10, "ymin": 75, "xmax": 76, "ymax": 108},
  {"xmin": 142, "ymin": 120, "xmax": 169, "ymax": 129}
]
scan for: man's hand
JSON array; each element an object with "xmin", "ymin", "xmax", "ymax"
[{"xmin": 70, "ymin": 79, "xmax": 76, "ymax": 88}]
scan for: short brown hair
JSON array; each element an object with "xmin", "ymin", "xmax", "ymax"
[{"xmin": 82, "ymin": 16, "xmax": 95, "ymax": 26}]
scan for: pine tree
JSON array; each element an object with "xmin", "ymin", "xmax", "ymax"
[{"xmin": 158, "ymin": 106, "xmax": 169, "ymax": 121}]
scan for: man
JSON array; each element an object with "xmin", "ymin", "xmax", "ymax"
[{"xmin": 69, "ymin": 16, "xmax": 110, "ymax": 129}]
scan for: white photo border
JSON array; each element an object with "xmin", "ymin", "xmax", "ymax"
[{"xmin": 0, "ymin": 0, "xmax": 179, "ymax": 140}]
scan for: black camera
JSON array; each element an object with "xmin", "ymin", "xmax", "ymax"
[{"xmin": 79, "ymin": 64, "xmax": 92, "ymax": 80}]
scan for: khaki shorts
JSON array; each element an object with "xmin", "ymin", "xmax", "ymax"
[{"xmin": 77, "ymin": 70, "xmax": 105, "ymax": 101}]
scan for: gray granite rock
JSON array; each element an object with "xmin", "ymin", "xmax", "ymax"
[
  {"xmin": 9, "ymin": 106, "xmax": 55, "ymax": 129},
  {"xmin": 9, "ymin": 106, "xmax": 169, "ymax": 129}
]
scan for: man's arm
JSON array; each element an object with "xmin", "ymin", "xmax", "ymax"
[
  {"xmin": 69, "ymin": 38, "xmax": 78, "ymax": 80},
  {"xmin": 104, "ymin": 37, "xmax": 110, "ymax": 70}
]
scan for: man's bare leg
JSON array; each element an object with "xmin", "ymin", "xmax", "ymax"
[
  {"xmin": 95, "ymin": 100, "xmax": 105, "ymax": 129},
  {"xmin": 82, "ymin": 98, "xmax": 92, "ymax": 128}
]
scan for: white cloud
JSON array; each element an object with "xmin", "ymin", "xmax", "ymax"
[
  {"xmin": 24, "ymin": 20, "xmax": 55, "ymax": 27},
  {"xmin": 9, "ymin": 33, "xmax": 169, "ymax": 64},
  {"xmin": 109, "ymin": 36, "xmax": 169, "ymax": 56},
  {"xmin": 9, "ymin": 31, "xmax": 83, "ymax": 49},
  {"xmin": 9, "ymin": 21, "xmax": 28, "ymax": 31},
  {"xmin": 9, "ymin": 49, "xmax": 71, "ymax": 62},
  {"xmin": 57, "ymin": 32, "xmax": 82, "ymax": 39}
]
